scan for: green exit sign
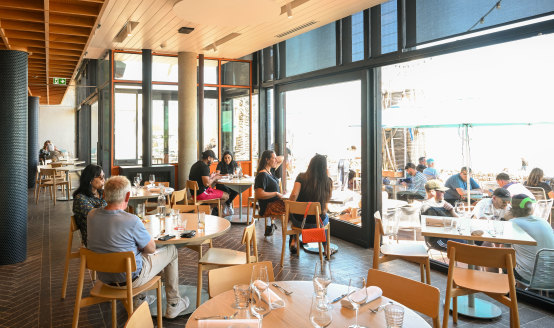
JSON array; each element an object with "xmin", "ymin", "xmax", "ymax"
[{"xmin": 52, "ymin": 77, "xmax": 66, "ymax": 85}]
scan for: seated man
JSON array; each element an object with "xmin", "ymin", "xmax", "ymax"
[
  {"xmin": 422, "ymin": 158, "xmax": 440, "ymax": 180},
  {"xmin": 472, "ymin": 188, "xmax": 512, "ymax": 220},
  {"xmin": 510, "ymin": 194, "xmax": 554, "ymax": 284},
  {"xmin": 87, "ymin": 176, "xmax": 188, "ymax": 319},
  {"xmin": 444, "ymin": 166, "xmax": 482, "ymax": 205},
  {"xmin": 496, "ymin": 172, "xmax": 534, "ymax": 199},
  {"xmin": 189, "ymin": 149, "xmax": 230, "ymax": 215},
  {"xmin": 421, "ymin": 180, "xmax": 463, "ymax": 251},
  {"xmin": 398, "ymin": 162, "xmax": 426, "ymax": 200}
]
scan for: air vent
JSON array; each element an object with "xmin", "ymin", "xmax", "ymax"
[
  {"xmin": 178, "ymin": 27, "xmax": 194, "ymax": 34},
  {"xmin": 275, "ymin": 21, "xmax": 317, "ymax": 38}
]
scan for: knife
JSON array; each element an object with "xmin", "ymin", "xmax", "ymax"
[{"xmin": 331, "ymin": 291, "xmax": 353, "ymax": 303}]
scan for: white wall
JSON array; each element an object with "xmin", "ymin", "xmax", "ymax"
[{"xmin": 38, "ymin": 86, "xmax": 76, "ymax": 156}]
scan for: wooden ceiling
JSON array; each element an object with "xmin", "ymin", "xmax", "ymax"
[{"xmin": 0, "ymin": 0, "xmax": 106, "ymax": 104}]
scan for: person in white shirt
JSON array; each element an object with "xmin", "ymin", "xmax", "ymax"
[
  {"xmin": 496, "ymin": 172, "xmax": 534, "ymax": 199},
  {"xmin": 472, "ymin": 188, "xmax": 512, "ymax": 220}
]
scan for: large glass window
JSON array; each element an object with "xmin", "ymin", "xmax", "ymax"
[
  {"xmin": 113, "ymin": 53, "xmax": 142, "ymax": 81},
  {"xmin": 202, "ymin": 87, "xmax": 219, "ymax": 152},
  {"xmin": 380, "ymin": 33, "xmax": 554, "ymax": 300},
  {"xmin": 381, "ymin": 0, "xmax": 398, "ymax": 54},
  {"xmin": 90, "ymin": 101, "xmax": 98, "ymax": 164},
  {"xmin": 285, "ymin": 23, "xmax": 336, "ymax": 76},
  {"xmin": 153, "ymin": 55, "xmax": 178, "ymax": 82},
  {"xmin": 262, "ymin": 47, "xmax": 274, "ymax": 82},
  {"xmin": 114, "ymin": 84, "xmax": 142, "ymax": 165},
  {"xmin": 221, "ymin": 88, "xmax": 250, "ymax": 161},
  {"xmin": 285, "ymin": 80, "xmax": 362, "ymax": 226},
  {"xmin": 412, "ymin": 0, "xmax": 554, "ymax": 46},
  {"xmin": 200, "ymin": 59, "xmax": 219, "ymax": 85},
  {"xmin": 352, "ymin": 11, "xmax": 365, "ymax": 61},
  {"xmin": 221, "ymin": 61, "xmax": 249, "ymax": 86},
  {"xmin": 252, "ymin": 90, "xmax": 259, "ymax": 172},
  {"xmin": 152, "ymin": 86, "xmax": 178, "ymax": 164}
]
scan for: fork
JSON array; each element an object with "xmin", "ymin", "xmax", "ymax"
[
  {"xmin": 369, "ymin": 301, "xmax": 393, "ymax": 313},
  {"xmin": 272, "ymin": 283, "xmax": 293, "ymax": 295},
  {"xmin": 194, "ymin": 312, "xmax": 238, "ymax": 320}
]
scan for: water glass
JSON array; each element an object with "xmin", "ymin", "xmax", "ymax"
[
  {"xmin": 197, "ymin": 212, "xmax": 205, "ymax": 231},
  {"xmin": 384, "ymin": 303, "xmax": 404, "ymax": 328},
  {"xmin": 136, "ymin": 204, "xmax": 145, "ymax": 221},
  {"xmin": 171, "ymin": 209, "xmax": 183, "ymax": 230},
  {"xmin": 233, "ymin": 284, "xmax": 251, "ymax": 309},
  {"xmin": 250, "ymin": 265, "xmax": 271, "ymax": 318},
  {"xmin": 347, "ymin": 277, "xmax": 367, "ymax": 328},
  {"xmin": 136, "ymin": 173, "xmax": 142, "ymax": 184},
  {"xmin": 442, "ymin": 217, "xmax": 454, "ymax": 231},
  {"xmin": 133, "ymin": 176, "xmax": 140, "ymax": 188},
  {"xmin": 310, "ymin": 293, "xmax": 332, "ymax": 328},
  {"xmin": 313, "ymin": 261, "xmax": 332, "ymax": 309},
  {"xmin": 149, "ymin": 174, "xmax": 156, "ymax": 187}
]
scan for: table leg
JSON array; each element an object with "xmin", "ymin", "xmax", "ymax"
[
  {"xmin": 56, "ymin": 171, "xmax": 73, "ymax": 201},
  {"xmin": 230, "ymin": 185, "xmax": 249, "ymax": 225}
]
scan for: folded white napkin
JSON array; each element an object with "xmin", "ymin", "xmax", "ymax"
[
  {"xmin": 198, "ymin": 319, "xmax": 260, "ymax": 328},
  {"xmin": 252, "ymin": 280, "xmax": 285, "ymax": 309},
  {"xmin": 340, "ymin": 286, "xmax": 383, "ymax": 309}
]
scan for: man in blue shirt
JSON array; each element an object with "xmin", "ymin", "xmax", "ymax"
[
  {"xmin": 399, "ymin": 162, "xmax": 426, "ymax": 199},
  {"xmin": 87, "ymin": 176, "xmax": 188, "ymax": 319},
  {"xmin": 444, "ymin": 167, "xmax": 482, "ymax": 205},
  {"xmin": 423, "ymin": 158, "xmax": 440, "ymax": 180}
]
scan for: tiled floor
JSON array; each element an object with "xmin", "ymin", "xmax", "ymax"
[{"xmin": 0, "ymin": 190, "xmax": 553, "ymax": 327}]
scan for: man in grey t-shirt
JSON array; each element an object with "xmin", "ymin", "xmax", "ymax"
[{"xmin": 87, "ymin": 176, "xmax": 188, "ymax": 319}]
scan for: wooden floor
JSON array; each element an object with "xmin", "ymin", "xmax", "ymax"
[{"xmin": 0, "ymin": 189, "xmax": 553, "ymax": 327}]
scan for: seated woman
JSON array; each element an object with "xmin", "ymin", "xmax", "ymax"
[
  {"xmin": 288, "ymin": 154, "xmax": 333, "ymax": 254},
  {"xmin": 72, "ymin": 164, "xmax": 107, "ymax": 246},
  {"xmin": 254, "ymin": 150, "xmax": 284, "ymax": 236},
  {"xmin": 215, "ymin": 150, "xmax": 239, "ymax": 215},
  {"xmin": 524, "ymin": 167, "xmax": 554, "ymax": 199},
  {"xmin": 510, "ymin": 194, "xmax": 554, "ymax": 284}
]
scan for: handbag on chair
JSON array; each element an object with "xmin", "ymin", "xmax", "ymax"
[{"xmin": 300, "ymin": 202, "xmax": 326, "ymax": 243}]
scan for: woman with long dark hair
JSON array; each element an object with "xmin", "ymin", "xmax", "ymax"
[
  {"xmin": 288, "ymin": 154, "xmax": 333, "ymax": 254},
  {"xmin": 254, "ymin": 150, "xmax": 284, "ymax": 236},
  {"xmin": 215, "ymin": 150, "xmax": 239, "ymax": 214},
  {"xmin": 524, "ymin": 167, "xmax": 554, "ymax": 199},
  {"xmin": 72, "ymin": 164, "xmax": 106, "ymax": 245}
]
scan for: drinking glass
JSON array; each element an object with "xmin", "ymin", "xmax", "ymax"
[
  {"xmin": 136, "ymin": 204, "xmax": 145, "ymax": 222},
  {"xmin": 172, "ymin": 209, "xmax": 183, "ymax": 231},
  {"xmin": 347, "ymin": 277, "xmax": 367, "ymax": 328},
  {"xmin": 454, "ymin": 201, "xmax": 466, "ymax": 217},
  {"xmin": 149, "ymin": 174, "xmax": 155, "ymax": 187},
  {"xmin": 133, "ymin": 176, "xmax": 140, "ymax": 188},
  {"xmin": 197, "ymin": 212, "xmax": 205, "ymax": 231},
  {"xmin": 136, "ymin": 173, "xmax": 142, "ymax": 185},
  {"xmin": 310, "ymin": 293, "xmax": 332, "ymax": 328},
  {"xmin": 233, "ymin": 284, "xmax": 251, "ymax": 309},
  {"xmin": 250, "ymin": 265, "xmax": 271, "ymax": 318},
  {"xmin": 384, "ymin": 303, "xmax": 404, "ymax": 328},
  {"xmin": 313, "ymin": 261, "xmax": 332, "ymax": 309}
]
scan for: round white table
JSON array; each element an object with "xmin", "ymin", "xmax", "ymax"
[{"xmin": 218, "ymin": 177, "xmax": 255, "ymax": 224}]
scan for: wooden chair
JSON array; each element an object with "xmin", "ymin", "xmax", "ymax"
[
  {"xmin": 124, "ymin": 302, "xmax": 154, "ymax": 328},
  {"xmin": 144, "ymin": 181, "xmax": 170, "ymax": 187},
  {"xmin": 72, "ymin": 248, "xmax": 163, "ymax": 328},
  {"xmin": 172, "ymin": 204, "xmax": 211, "ymax": 214},
  {"xmin": 186, "ymin": 180, "xmax": 222, "ymax": 217},
  {"xmin": 35, "ymin": 168, "xmax": 69, "ymax": 205},
  {"xmin": 170, "ymin": 188, "xmax": 187, "ymax": 207},
  {"xmin": 373, "ymin": 211, "xmax": 431, "ymax": 284},
  {"xmin": 284, "ymin": 200, "xmax": 331, "ymax": 267},
  {"xmin": 61, "ymin": 216, "xmax": 96, "ymax": 299},
  {"xmin": 443, "ymin": 241, "xmax": 519, "ymax": 328},
  {"xmin": 208, "ymin": 261, "xmax": 275, "ymax": 298},
  {"xmin": 247, "ymin": 196, "xmax": 263, "ymax": 225},
  {"xmin": 366, "ymin": 269, "xmax": 440, "ymax": 328},
  {"xmin": 196, "ymin": 222, "xmax": 258, "ymax": 307},
  {"xmin": 144, "ymin": 181, "xmax": 170, "ymax": 210}
]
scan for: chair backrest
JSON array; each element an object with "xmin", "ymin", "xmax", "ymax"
[
  {"xmin": 527, "ymin": 248, "xmax": 554, "ymax": 291},
  {"xmin": 80, "ymin": 248, "xmax": 137, "ymax": 273},
  {"xmin": 186, "ymin": 180, "xmax": 199, "ymax": 203},
  {"xmin": 284, "ymin": 200, "xmax": 322, "ymax": 226},
  {"xmin": 144, "ymin": 181, "xmax": 169, "ymax": 187},
  {"xmin": 526, "ymin": 186, "xmax": 547, "ymax": 201},
  {"xmin": 241, "ymin": 222, "xmax": 258, "ymax": 263},
  {"xmin": 40, "ymin": 168, "xmax": 62, "ymax": 183},
  {"xmin": 124, "ymin": 302, "xmax": 154, "ymax": 328},
  {"xmin": 533, "ymin": 199, "xmax": 553, "ymax": 222},
  {"xmin": 208, "ymin": 261, "xmax": 275, "ymax": 298},
  {"xmin": 172, "ymin": 204, "xmax": 210, "ymax": 214},
  {"xmin": 366, "ymin": 269, "xmax": 440, "ymax": 327},
  {"xmin": 446, "ymin": 240, "xmax": 516, "ymax": 270},
  {"xmin": 170, "ymin": 188, "xmax": 187, "ymax": 207},
  {"xmin": 51, "ymin": 162, "xmax": 65, "ymax": 168}
]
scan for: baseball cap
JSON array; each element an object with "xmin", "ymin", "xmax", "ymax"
[
  {"xmin": 492, "ymin": 188, "xmax": 511, "ymax": 200},
  {"xmin": 425, "ymin": 179, "xmax": 448, "ymax": 192},
  {"xmin": 426, "ymin": 158, "xmax": 434, "ymax": 164},
  {"xmin": 202, "ymin": 149, "xmax": 218, "ymax": 160}
]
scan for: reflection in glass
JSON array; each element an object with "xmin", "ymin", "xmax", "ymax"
[
  {"xmin": 284, "ymin": 80, "xmax": 362, "ymax": 226},
  {"xmin": 153, "ymin": 55, "xmax": 178, "ymax": 82},
  {"xmin": 114, "ymin": 84, "xmax": 142, "ymax": 165},
  {"xmin": 199, "ymin": 59, "xmax": 218, "ymax": 84},
  {"xmin": 152, "ymin": 88, "xmax": 178, "ymax": 163},
  {"xmin": 221, "ymin": 61, "xmax": 250, "ymax": 86},
  {"xmin": 113, "ymin": 53, "xmax": 142, "ymax": 81},
  {"xmin": 381, "ymin": 0, "xmax": 398, "ymax": 54},
  {"xmin": 252, "ymin": 91, "xmax": 259, "ymax": 172},
  {"xmin": 221, "ymin": 88, "xmax": 250, "ymax": 161},
  {"xmin": 286, "ymin": 23, "xmax": 336, "ymax": 76},
  {"xmin": 203, "ymin": 87, "xmax": 219, "ymax": 153},
  {"xmin": 90, "ymin": 101, "xmax": 98, "ymax": 164},
  {"xmin": 351, "ymin": 11, "xmax": 364, "ymax": 62}
]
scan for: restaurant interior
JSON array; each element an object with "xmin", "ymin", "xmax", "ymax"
[{"xmin": 1, "ymin": 0, "xmax": 554, "ymax": 327}]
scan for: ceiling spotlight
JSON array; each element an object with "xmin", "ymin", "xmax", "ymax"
[{"xmin": 286, "ymin": 3, "xmax": 293, "ymax": 18}]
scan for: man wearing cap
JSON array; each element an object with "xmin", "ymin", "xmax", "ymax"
[
  {"xmin": 189, "ymin": 150, "xmax": 230, "ymax": 215},
  {"xmin": 423, "ymin": 158, "xmax": 439, "ymax": 180},
  {"xmin": 472, "ymin": 188, "xmax": 513, "ymax": 220},
  {"xmin": 444, "ymin": 167, "xmax": 482, "ymax": 205},
  {"xmin": 496, "ymin": 172, "xmax": 535, "ymax": 199},
  {"xmin": 422, "ymin": 180, "xmax": 457, "ymax": 216},
  {"xmin": 510, "ymin": 194, "xmax": 554, "ymax": 284}
]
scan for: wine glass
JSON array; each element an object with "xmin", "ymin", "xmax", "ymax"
[
  {"xmin": 250, "ymin": 265, "xmax": 271, "ymax": 318},
  {"xmin": 310, "ymin": 293, "xmax": 332, "ymax": 327},
  {"xmin": 136, "ymin": 173, "xmax": 142, "ymax": 185},
  {"xmin": 133, "ymin": 176, "xmax": 140, "ymax": 188},
  {"xmin": 149, "ymin": 174, "xmax": 155, "ymax": 188},
  {"xmin": 347, "ymin": 277, "xmax": 368, "ymax": 328},
  {"xmin": 313, "ymin": 261, "xmax": 332, "ymax": 309}
]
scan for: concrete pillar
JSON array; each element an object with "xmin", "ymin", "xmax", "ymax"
[
  {"xmin": 0, "ymin": 50, "xmax": 28, "ymax": 264},
  {"xmin": 178, "ymin": 52, "xmax": 198, "ymax": 188}
]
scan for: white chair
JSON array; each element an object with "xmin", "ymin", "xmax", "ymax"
[
  {"xmin": 515, "ymin": 248, "xmax": 554, "ymax": 297},
  {"xmin": 533, "ymin": 199, "xmax": 553, "ymax": 224}
]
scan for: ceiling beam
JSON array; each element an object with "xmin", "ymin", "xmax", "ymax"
[
  {"xmin": 50, "ymin": 13, "xmax": 95, "ymax": 27},
  {"xmin": 0, "ymin": 0, "xmax": 43, "ymax": 11},
  {"xmin": 50, "ymin": 2, "xmax": 101, "ymax": 17},
  {"xmin": 50, "ymin": 41, "xmax": 85, "ymax": 51},
  {"xmin": 0, "ymin": 8, "xmax": 43, "ymax": 23},
  {"xmin": 44, "ymin": 0, "xmax": 49, "ymax": 105},
  {"xmin": 0, "ymin": 19, "xmax": 43, "ymax": 33},
  {"xmin": 50, "ymin": 24, "xmax": 90, "ymax": 37},
  {"xmin": 2, "ymin": 30, "xmax": 44, "ymax": 41}
]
